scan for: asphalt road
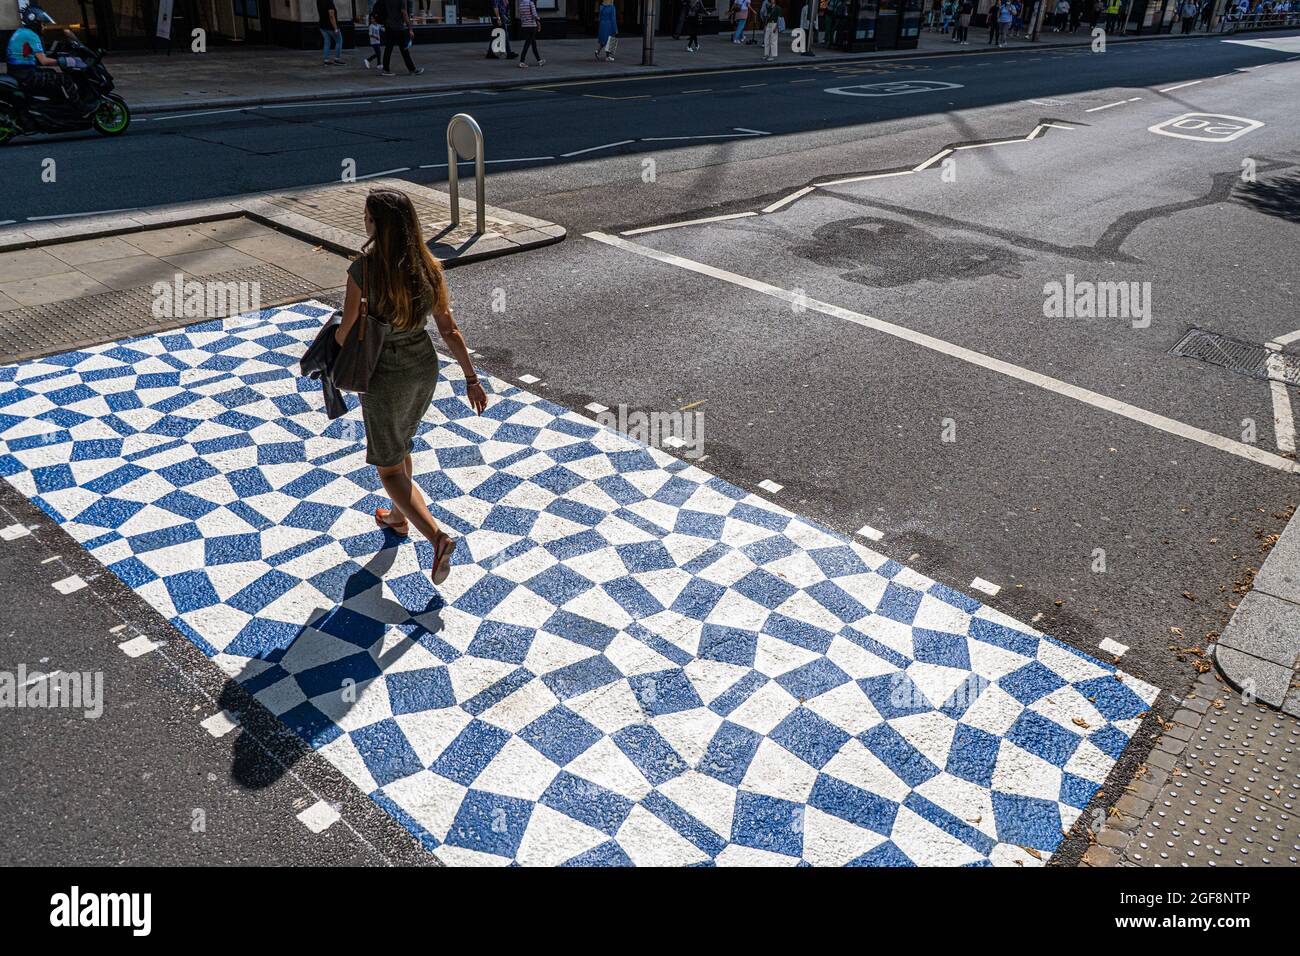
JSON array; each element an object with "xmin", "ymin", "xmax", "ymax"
[{"xmin": 2, "ymin": 31, "xmax": 1298, "ymax": 865}]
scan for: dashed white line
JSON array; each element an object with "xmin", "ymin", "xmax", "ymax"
[
  {"xmin": 970, "ymin": 577, "xmax": 1001, "ymax": 597},
  {"xmin": 1099, "ymin": 637, "xmax": 1130, "ymax": 657},
  {"xmin": 1, "ymin": 523, "xmax": 30, "ymax": 540},
  {"xmin": 561, "ymin": 140, "xmax": 636, "ymax": 158},
  {"xmin": 28, "ymin": 208, "xmax": 138, "ymax": 222},
  {"xmin": 757, "ymin": 479, "xmax": 784, "ymax": 494},
  {"xmin": 119, "ymin": 635, "xmax": 161, "ymax": 658},
  {"xmin": 297, "ymin": 799, "xmax": 341, "ymax": 833},
  {"xmin": 1084, "ymin": 97, "xmax": 1141, "ymax": 113},
  {"xmin": 856, "ymin": 524, "xmax": 884, "ymax": 542},
  {"xmin": 585, "ymin": 402, "xmax": 609, "ymax": 414},
  {"xmin": 145, "ymin": 108, "xmax": 246, "ymax": 122},
  {"xmin": 734, "ymin": 127, "xmax": 771, "ymax": 135},
  {"xmin": 52, "ymin": 575, "xmax": 86, "ymax": 595},
  {"xmin": 355, "ymin": 167, "xmax": 411, "ymax": 180},
  {"xmin": 201, "ymin": 710, "xmax": 242, "ymax": 738},
  {"xmin": 518, "ymin": 374, "xmax": 541, "ymax": 384},
  {"xmin": 1158, "ymin": 80, "xmax": 1202, "ymax": 93}
]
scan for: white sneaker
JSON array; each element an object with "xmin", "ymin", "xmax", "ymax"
[{"xmin": 518, "ymin": 60, "xmax": 528, "ymax": 68}]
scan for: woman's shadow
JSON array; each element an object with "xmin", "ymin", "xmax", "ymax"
[{"xmin": 217, "ymin": 538, "xmax": 448, "ymax": 790}]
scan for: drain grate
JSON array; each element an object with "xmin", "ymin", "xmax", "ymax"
[
  {"xmin": 1170, "ymin": 328, "xmax": 1300, "ymax": 386},
  {"xmin": 0, "ymin": 264, "xmax": 322, "ymax": 365}
]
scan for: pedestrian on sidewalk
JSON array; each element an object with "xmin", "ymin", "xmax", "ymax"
[
  {"xmin": 487, "ymin": 0, "xmax": 517, "ymax": 59},
  {"xmin": 335, "ymin": 188, "xmax": 487, "ymax": 587},
  {"xmin": 685, "ymin": 0, "xmax": 705, "ymax": 50},
  {"xmin": 597, "ymin": 0, "xmax": 618, "ymax": 60},
  {"xmin": 988, "ymin": 0, "xmax": 1001, "ymax": 42},
  {"xmin": 1178, "ymin": 0, "xmax": 1198, "ymax": 29},
  {"xmin": 956, "ymin": 0, "xmax": 972, "ymax": 40},
  {"xmin": 760, "ymin": 0, "xmax": 781, "ymax": 58},
  {"xmin": 997, "ymin": 0, "xmax": 1013, "ymax": 41},
  {"xmin": 362, "ymin": 13, "xmax": 382, "ymax": 68},
  {"xmin": 317, "ymin": 0, "xmax": 344, "ymax": 64},
  {"xmin": 376, "ymin": 0, "xmax": 424, "ymax": 74},
  {"xmin": 730, "ymin": 0, "xmax": 751, "ymax": 41},
  {"xmin": 517, "ymin": 0, "xmax": 545, "ymax": 67}
]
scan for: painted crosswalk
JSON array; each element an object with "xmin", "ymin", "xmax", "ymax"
[{"xmin": 0, "ymin": 301, "xmax": 1158, "ymax": 866}]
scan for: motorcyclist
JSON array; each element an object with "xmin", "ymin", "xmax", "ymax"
[{"xmin": 6, "ymin": 5, "xmax": 80, "ymax": 104}]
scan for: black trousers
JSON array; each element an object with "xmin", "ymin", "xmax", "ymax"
[
  {"xmin": 687, "ymin": 15, "xmax": 700, "ymax": 45},
  {"xmin": 520, "ymin": 27, "xmax": 540, "ymax": 62},
  {"xmin": 383, "ymin": 38, "xmax": 416, "ymax": 72}
]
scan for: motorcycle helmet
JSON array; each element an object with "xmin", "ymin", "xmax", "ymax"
[{"xmin": 20, "ymin": 4, "xmax": 57, "ymax": 28}]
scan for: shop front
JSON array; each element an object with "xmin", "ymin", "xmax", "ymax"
[{"xmin": 815, "ymin": 0, "xmax": 921, "ymax": 51}]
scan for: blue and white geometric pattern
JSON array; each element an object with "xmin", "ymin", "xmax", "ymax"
[{"xmin": 0, "ymin": 302, "xmax": 1158, "ymax": 866}]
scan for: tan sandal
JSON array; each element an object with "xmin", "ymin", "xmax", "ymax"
[
  {"xmin": 431, "ymin": 530, "xmax": 457, "ymax": 585},
  {"xmin": 375, "ymin": 507, "xmax": 409, "ymax": 537}
]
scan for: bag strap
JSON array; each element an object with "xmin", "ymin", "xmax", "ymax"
[{"xmin": 359, "ymin": 253, "xmax": 369, "ymax": 342}]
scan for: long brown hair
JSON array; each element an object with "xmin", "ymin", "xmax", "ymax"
[{"xmin": 360, "ymin": 189, "xmax": 449, "ymax": 332}]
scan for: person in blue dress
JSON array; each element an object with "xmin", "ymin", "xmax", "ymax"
[{"xmin": 596, "ymin": 0, "xmax": 618, "ymax": 60}]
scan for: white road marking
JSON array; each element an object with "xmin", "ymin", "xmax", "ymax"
[
  {"xmin": 1, "ymin": 523, "xmax": 30, "ymax": 540},
  {"xmin": 642, "ymin": 132, "xmax": 763, "ymax": 142},
  {"xmin": 586, "ymin": 232, "xmax": 1297, "ymax": 474},
  {"xmin": 420, "ymin": 157, "xmax": 553, "ymax": 168},
  {"xmin": 757, "ymin": 479, "xmax": 784, "ymax": 494},
  {"xmin": 856, "ymin": 524, "xmax": 884, "ymax": 542},
  {"xmin": 261, "ymin": 99, "xmax": 373, "ymax": 109},
  {"xmin": 733, "ymin": 128, "xmax": 772, "ymax": 135},
  {"xmin": 1265, "ymin": 346, "xmax": 1297, "ymax": 454},
  {"xmin": 815, "ymin": 169, "xmax": 914, "ymax": 188},
  {"xmin": 52, "ymin": 575, "xmax": 86, "ymax": 595},
  {"xmin": 561, "ymin": 140, "xmax": 635, "ymax": 157},
  {"xmin": 912, "ymin": 148, "xmax": 953, "ymax": 171},
  {"xmin": 518, "ymin": 374, "xmax": 541, "ymax": 384},
  {"xmin": 109, "ymin": 623, "xmax": 127, "ymax": 634},
  {"xmin": 1099, "ymin": 637, "xmax": 1130, "ymax": 657},
  {"xmin": 1039, "ymin": 122, "xmax": 1076, "ymax": 130},
  {"xmin": 585, "ymin": 402, "xmax": 609, "ymax": 414},
  {"xmin": 21, "ymin": 669, "xmax": 62, "ymax": 689},
  {"xmin": 970, "ymin": 577, "xmax": 1001, "ymax": 596},
  {"xmin": 119, "ymin": 635, "xmax": 161, "ymax": 658},
  {"xmin": 145, "ymin": 108, "xmax": 245, "ymax": 122},
  {"xmin": 298, "ymin": 799, "xmax": 341, "ymax": 833},
  {"xmin": 1158, "ymin": 80, "xmax": 1202, "ymax": 92},
  {"xmin": 28, "ymin": 208, "xmax": 138, "ymax": 222},
  {"xmin": 621, "ymin": 212, "xmax": 757, "ymax": 236},
  {"xmin": 1266, "ymin": 328, "xmax": 1300, "ymax": 349},
  {"xmin": 0, "ymin": 219, "xmax": 16, "ymax": 227},
  {"xmin": 1148, "ymin": 113, "xmax": 1264, "ymax": 142},
  {"xmin": 355, "ymin": 167, "xmax": 411, "ymax": 180},
  {"xmin": 1084, "ymin": 98, "xmax": 1136, "ymax": 113},
  {"xmin": 201, "ymin": 710, "xmax": 242, "ymax": 738},
  {"xmin": 763, "ymin": 188, "xmax": 815, "ymax": 214}
]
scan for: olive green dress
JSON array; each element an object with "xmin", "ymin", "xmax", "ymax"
[{"xmin": 347, "ymin": 255, "xmax": 439, "ymax": 469}]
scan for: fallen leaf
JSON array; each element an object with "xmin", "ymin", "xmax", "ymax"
[{"xmin": 1072, "ymin": 717, "xmax": 1090, "ymax": 729}]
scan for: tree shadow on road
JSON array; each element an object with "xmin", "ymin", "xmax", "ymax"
[{"xmin": 1237, "ymin": 174, "xmax": 1300, "ymax": 225}]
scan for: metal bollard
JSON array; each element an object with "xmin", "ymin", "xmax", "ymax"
[{"xmin": 446, "ymin": 113, "xmax": 486, "ymax": 236}]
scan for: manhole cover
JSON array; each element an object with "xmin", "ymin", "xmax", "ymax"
[{"xmin": 1170, "ymin": 328, "xmax": 1300, "ymax": 386}]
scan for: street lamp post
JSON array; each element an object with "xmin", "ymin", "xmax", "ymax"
[{"xmin": 642, "ymin": 0, "xmax": 657, "ymax": 65}]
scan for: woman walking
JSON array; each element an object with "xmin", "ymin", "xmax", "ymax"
[
  {"xmin": 334, "ymin": 189, "xmax": 488, "ymax": 586},
  {"xmin": 596, "ymin": 0, "xmax": 618, "ymax": 60},
  {"xmin": 517, "ymin": 0, "xmax": 545, "ymax": 67},
  {"xmin": 685, "ymin": 0, "xmax": 705, "ymax": 49}
]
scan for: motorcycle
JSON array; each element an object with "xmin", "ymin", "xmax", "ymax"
[{"xmin": 0, "ymin": 37, "xmax": 130, "ymax": 145}]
